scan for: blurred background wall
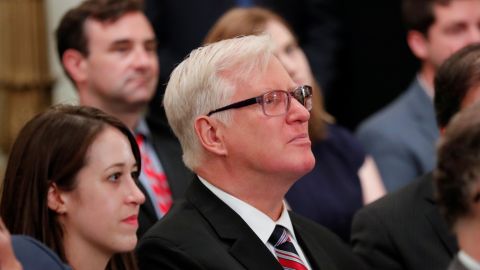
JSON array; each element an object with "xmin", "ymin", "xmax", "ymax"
[{"xmin": 0, "ymin": 0, "xmax": 80, "ymax": 178}]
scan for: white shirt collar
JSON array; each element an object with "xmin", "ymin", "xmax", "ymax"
[
  {"xmin": 417, "ymin": 73, "xmax": 434, "ymax": 100},
  {"xmin": 198, "ymin": 176, "xmax": 296, "ymax": 244},
  {"xmin": 459, "ymin": 250, "xmax": 480, "ymax": 270},
  {"xmin": 134, "ymin": 118, "xmax": 151, "ymax": 139},
  {"xmin": 197, "ymin": 176, "xmax": 311, "ymax": 270}
]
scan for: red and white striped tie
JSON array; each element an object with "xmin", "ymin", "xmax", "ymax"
[
  {"xmin": 136, "ymin": 134, "xmax": 172, "ymax": 215},
  {"xmin": 268, "ymin": 225, "xmax": 308, "ymax": 270}
]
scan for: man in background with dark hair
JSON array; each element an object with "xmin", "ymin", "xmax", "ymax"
[
  {"xmin": 352, "ymin": 43, "xmax": 480, "ymax": 270},
  {"xmin": 436, "ymin": 101, "xmax": 480, "ymax": 270},
  {"xmin": 55, "ymin": 0, "xmax": 193, "ymax": 236},
  {"xmin": 356, "ymin": 0, "xmax": 480, "ymax": 192}
]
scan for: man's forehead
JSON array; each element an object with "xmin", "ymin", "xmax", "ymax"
[
  {"xmin": 84, "ymin": 12, "xmax": 154, "ymax": 41},
  {"xmin": 245, "ymin": 57, "xmax": 296, "ymax": 93},
  {"xmin": 432, "ymin": 0, "xmax": 480, "ymax": 21}
]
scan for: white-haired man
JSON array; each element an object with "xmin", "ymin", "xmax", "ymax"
[{"xmin": 137, "ymin": 35, "xmax": 364, "ymax": 270}]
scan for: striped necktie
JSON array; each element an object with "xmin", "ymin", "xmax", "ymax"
[
  {"xmin": 135, "ymin": 134, "xmax": 172, "ymax": 215},
  {"xmin": 268, "ymin": 225, "xmax": 308, "ymax": 270}
]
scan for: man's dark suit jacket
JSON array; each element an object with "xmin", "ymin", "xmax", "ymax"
[
  {"xmin": 351, "ymin": 173, "xmax": 458, "ymax": 270},
  {"xmin": 137, "ymin": 177, "xmax": 365, "ymax": 270},
  {"xmin": 448, "ymin": 255, "xmax": 471, "ymax": 270},
  {"xmin": 137, "ymin": 116, "xmax": 194, "ymax": 237}
]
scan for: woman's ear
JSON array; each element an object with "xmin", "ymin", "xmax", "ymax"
[
  {"xmin": 194, "ymin": 116, "xmax": 228, "ymax": 156},
  {"xmin": 47, "ymin": 183, "xmax": 67, "ymax": 214}
]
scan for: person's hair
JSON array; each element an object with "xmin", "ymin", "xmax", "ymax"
[
  {"xmin": 0, "ymin": 105, "xmax": 141, "ymax": 270},
  {"xmin": 435, "ymin": 102, "xmax": 480, "ymax": 230},
  {"xmin": 402, "ymin": 0, "xmax": 452, "ymax": 35},
  {"xmin": 55, "ymin": 0, "xmax": 143, "ymax": 82},
  {"xmin": 204, "ymin": 7, "xmax": 332, "ymax": 142},
  {"xmin": 164, "ymin": 35, "xmax": 273, "ymax": 170},
  {"xmin": 434, "ymin": 43, "xmax": 480, "ymax": 128}
]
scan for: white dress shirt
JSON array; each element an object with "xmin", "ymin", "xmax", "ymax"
[
  {"xmin": 459, "ymin": 250, "xmax": 480, "ymax": 270},
  {"xmin": 198, "ymin": 177, "xmax": 312, "ymax": 270}
]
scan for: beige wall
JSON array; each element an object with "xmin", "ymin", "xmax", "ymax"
[
  {"xmin": 0, "ymin": 0, "xmax": 81, "ymax": 178},
  {"xmin": 45, "ymin": 0, "xmax": 81, "ymax": 105}
]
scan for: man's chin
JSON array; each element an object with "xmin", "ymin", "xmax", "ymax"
[{"xmin": 123, "ymin": 99, "xmax": 150, "ymax": 112}]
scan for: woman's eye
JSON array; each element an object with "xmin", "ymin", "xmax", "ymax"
[
  {"xmin": 131, "ymin": 170, "xmax": 140, "ymax": 181},
  {"xmin": 108, "ymin": 172, "xmax": 122, "ymax": 182}
]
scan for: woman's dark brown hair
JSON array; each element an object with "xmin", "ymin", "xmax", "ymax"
[
  {"xmin": 0, "ymin": 105, "xmax": 141, "ymax": 270},
  {"xmin": 204, "ymin": 7, "xmax": 333, "ymax": 141}
]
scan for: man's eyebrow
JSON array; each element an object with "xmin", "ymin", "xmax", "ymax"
[{"xmin": 109, "ymin": 39, "xmax": 132, "ymax": 46}]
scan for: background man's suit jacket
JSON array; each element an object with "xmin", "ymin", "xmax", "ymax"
[
  {"xmin": 137, "ymin": 115, "xmax": 194, "ymax": 237},
  {"xmin": 356, "ymin": 79, "xmax": 440, "ymax": 191},
  {"xmin": 351, "ymin": 173, "xmax": 458, "ymax": 270},
  {"xmin": 137, "ymin": 177, "xmax": 365, "ymax": 270}
]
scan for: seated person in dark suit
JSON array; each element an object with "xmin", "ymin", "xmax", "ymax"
[
  {"xmin": 351, "ymin": 43, "xmax": 480, "ymax": 270},
  {"xmin": 204, "ymin": 6, "xmax": 385, "ymax": 243},
  {"xmin": 356, "ymin": 0, "xmax": 480, "ymax": 192},
  {"xmin": 137, "ymin": 35, "xmax": 365, "ymax": 270},
  {"xmin": 435, "ymin": 75, "xmax": 480, "ymax": 270}
]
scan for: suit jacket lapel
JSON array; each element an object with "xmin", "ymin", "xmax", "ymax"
[
  {"xmin": 292, "ymin": 216, "xmax": 336, "ymax": 270},
  {"xmin": 410, "ymin": 79, "xmax": 440, "ymax": 144},
  {"xmin": 421, "ymin": 174, "xmax": 458, "ymax": 255},
  {"xmin": 186, "ymin": 178, "xmax": 283, "ymax": 270}
]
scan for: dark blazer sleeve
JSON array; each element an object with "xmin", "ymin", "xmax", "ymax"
[
  {"xmin": 351, "ymin": 174, "xmax": 458, "ymax": 270},
  {"xmin": 12, "ymin": 235, "xmax": 71, "ymax": 270},
  {"xmin": 137, "ymin": 237, "xmax": 206, "ymax": 270},
  {"xmin": 351, "ymin": 206, "xmax": 403, "ymax": 270},
  {"xmin": 292, "ymin": 212, "xmax": 367, "ymax": 270}
]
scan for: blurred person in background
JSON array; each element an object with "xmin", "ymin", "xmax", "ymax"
[
  {"xmin": 55, "ymin": 0, "xmax": 193, "ymax": 236},
  {"xmin": 435, "ymin": 102, "xmax": 480, "ymax": 270},
  {"xmin": 352, "ymin": 43, "xmax": 480, "ymax": 270},
  {"xmin": 356, "ymin": 0, "xmax": 480, "ymax": 192}
]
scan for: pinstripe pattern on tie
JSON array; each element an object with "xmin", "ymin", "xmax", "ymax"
[{"xmin": 268, "ymin": 225, "xmax": 308, "ymax": 270}]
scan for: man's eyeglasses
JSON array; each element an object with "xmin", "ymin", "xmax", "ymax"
[{"xmin": 207, "ymin": 85, "xmax": 313, "ymax": 117}]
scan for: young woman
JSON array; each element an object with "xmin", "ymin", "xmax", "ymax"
[
  {"xmin": 0, "ymin": 105, "xmax": 145, "ymax": 270},
  {"xmin": 205, "ymin": 7, "xmax": 386, "ymax": 242}
]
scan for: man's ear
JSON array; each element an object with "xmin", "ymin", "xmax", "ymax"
[
  {"xmin": 47, "ymin": 183, "xmax": 67, "ymax": 214},
  {"xmin": 194, "ymin": 116, "xmax": 228, "ymax": 156},
  {"xmin": 62, "ymin": 49, "xmax": 88, "ymax": 83},
  {"xmin": 407, "ymin": 30, "xmax": 429, "ymax": 60}
]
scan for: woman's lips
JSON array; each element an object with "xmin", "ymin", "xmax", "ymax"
[{"xmin": 122, "ymin": 215, "xmax": 139, "ymax": 226}]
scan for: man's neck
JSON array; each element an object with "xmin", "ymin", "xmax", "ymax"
[
  {"xmin": 79, "ymin": 95, "xmax": 142, "ymax": 130},
  {"xmin": 418, "ymin": 62, "xmax": 436, "ymax": 97},
  {"xmin": 196, "ymin": 163, "xmax": 294, "ymax": 221},
  {"xmin": 457, "ymin": 219, "xmax": 480, "ymax": 262}
]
